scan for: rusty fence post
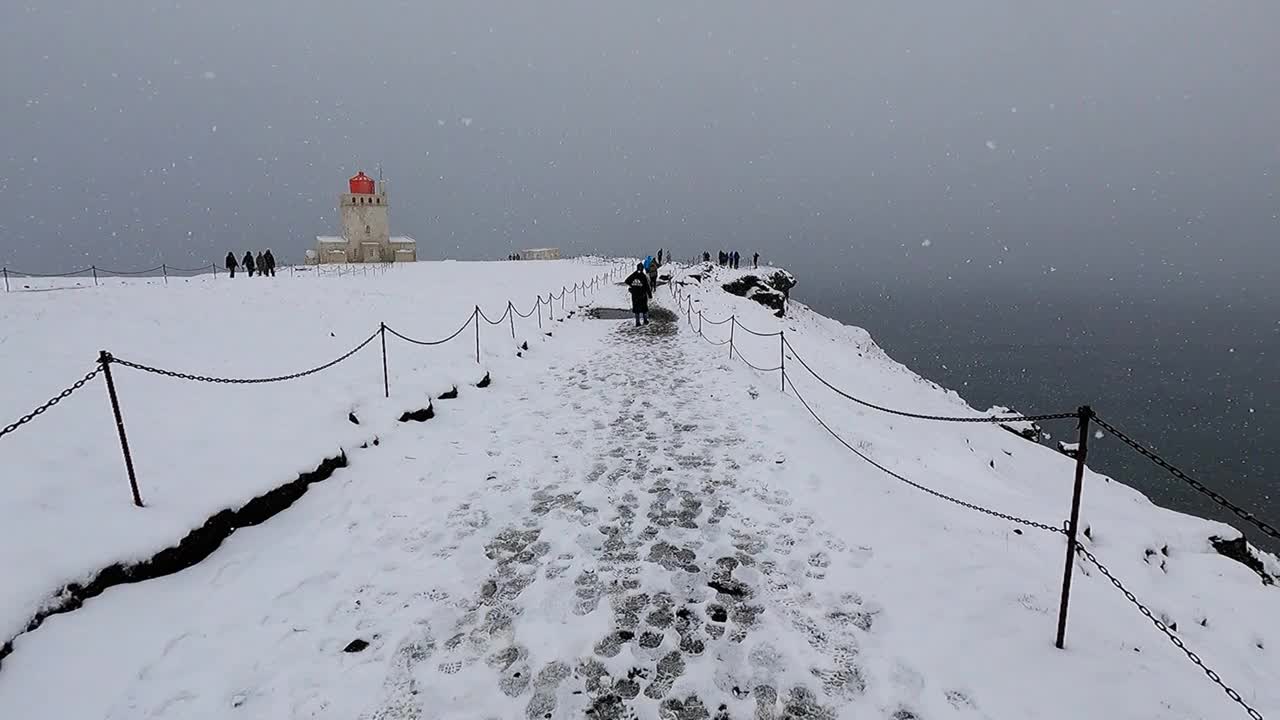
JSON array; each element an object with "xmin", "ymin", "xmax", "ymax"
[
  {"xmin": 1055, "ymin": 405, "xmax": 1092, "ymax": 649},
  {"xmin": 98, "ymin": 351, "xmax": 143, "ymax": 507},
  {"xmin": 380, "ymin": 322, "xmax": 390, "ymax": 398},
  {"xmin": 729, "ymin": 316, "xmax": 736, "ymax": 359},
  {"xmin": 474, "ymin": 307, "xmax": 481, "ymax": 364}
]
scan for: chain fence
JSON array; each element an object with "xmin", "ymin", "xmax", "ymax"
[
  {"xmin": 1, "ymin": 367, "xmax": 102, "ymax": 442},
  {"xmin": 384, "ymin": 312, "xmax": 478, "ymax": 346},
  {"xmin": 1092, "ymin": 413, "xmax": 1280, "ymax": 543},
  {"xmin": 783, "ymin": 370, "xmax": 1066, "ymax": 534},
  {"xmin": 109, "ymin": 330, "xmax": 382, "ymax": 384},
  {"xmin": 2, "ymin": 266, "xmax": 616, "ymax": 446},
  {"xmin": 670, "ymin": 273, "xmax": 1275, "ymax": 720},
  {"xmin": 1075, "ymin": 544, "xmax": 1265, "ymax": 720}
]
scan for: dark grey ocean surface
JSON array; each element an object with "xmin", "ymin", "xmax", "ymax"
[{"xmin": 791, "ymin": 273, "xmax": 1278, "ymax": 555}]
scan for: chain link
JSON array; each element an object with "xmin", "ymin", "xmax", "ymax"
[
  {"xmin": 784, "ymin": 371, "xmax": 1064, "ymax": 534},
  {"xmin": 1075, "ymin": 544, "xmax": 1265, "ymax": 720},
  {"xmin": 784, "ymin": 337, "xmax": 1076, "ymax": 424},
  {"xmin": 1, "ymin": 367, "xmax": 102, "ymax": 441},
  {"xmin": 110, "ymin": 330, "xmax": 379, "ymax": 384},
  {"xmin": 1092, "ymin": 414, "xmax": 1280, "ymax": 543}
]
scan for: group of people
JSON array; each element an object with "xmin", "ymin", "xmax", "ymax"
[
  {"xmin": 701, "ymin": 250, "xmax": 759, "ymax": 269},
  {"xmin": 224, "ymin": 250, "xmax": 276, "ymax": 278}
]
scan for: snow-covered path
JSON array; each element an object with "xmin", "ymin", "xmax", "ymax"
[
  {"xmin": 0, "ymin": 297, "xmax": 895, "ymax": 720},
  {"xmin": 3, "ymin": 278, "xmax": 1276, "ymax": 720}
]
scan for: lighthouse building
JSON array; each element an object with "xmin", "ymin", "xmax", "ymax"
[{"xmin": 313, "ymin": 172, "xmax": 417, "ymax": 264}]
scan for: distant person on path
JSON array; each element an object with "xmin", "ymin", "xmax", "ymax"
[
  {"xmin": 647, "ymin": 260, "xmax": 659, "ymax": 291},
  {"xmin": 225, "ymin": 251, "xmax": 238, "ymax": 278},
  {"xmin": 625, "ymin": 263, "xmax": 651, "ymax": 326},
  {"xmin": 263, "ymin": 249, "xmax": 276, "ymax": 277},
  {"xmin": 657, "ymin": 249, "xmax": 663, "ymax": 265},
  {"xmin": 732, "ymin": 251, "xmax": 740, "ymax": 269},
  {"xmin": 753, "ymin": 252, "xmax": 759, "ymax": 269},
  {"xmin": 256, "ymin": 252, "xmax": 266, "ymax": 277},
  {"xmin": 243, "ymin": 251, "xmax": 256, "ymax": 277},
  {"xmin": 703, "ymin": 251, "xmax": 710, "ymax": 263}
]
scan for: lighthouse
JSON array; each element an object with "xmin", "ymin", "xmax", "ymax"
[{"xmin": 314, "ymin": 171, "xmax": 417, "ymax": 264}]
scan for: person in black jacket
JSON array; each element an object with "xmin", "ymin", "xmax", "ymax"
[
  {"xmin": 225, "ymin": 251, "xmax": 238, "ymax": 278},
  {"xmin": 243, "ymin": 251, "xmax": 256, "ymax": 277},
  {"xmin": 625, "ymin": 263, "xmax": 651, "ymax": 327},
  {"xmin": 263, "ymin": 249, "xmax": 276, "ymax": 277}
]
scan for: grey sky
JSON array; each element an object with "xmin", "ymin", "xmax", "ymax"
[{"xmin": 1, "ymin": 0, "xmax": 1276, "ymax": 293}]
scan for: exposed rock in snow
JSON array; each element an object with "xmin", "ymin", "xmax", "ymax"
[{"xmin": 987, "ymin": 405, "xmax": 1042, "ymax": 443}]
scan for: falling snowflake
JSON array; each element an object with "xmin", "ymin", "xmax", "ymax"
[
  {"xmin": 985, "ymin": 140, "xmax": 998, "ymax": 150},
  {"xmin": 211, "ymin": 125, "xmax": 217, "ymax": 133},
  {"xmin": 921, "ymin": 239, "xmax": 932, "ymax": 247},
  {"xmin": 202, "ymin": 71, "xmax": 217, "ymax": 80},
  {"xmin": 460, "ymin": 117, "xmax": 473, "ymax": 127},
  {"xmin": 1094, "ymin": 430, "xmax": 1104, "ymax": 440}
]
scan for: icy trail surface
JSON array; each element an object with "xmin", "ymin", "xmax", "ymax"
[{"xmin": 2, "ymin": 265, "xmax": 1277, "ymax": 719}]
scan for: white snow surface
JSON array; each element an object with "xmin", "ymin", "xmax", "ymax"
[{"xmin": 1, "ymin": 259, "xmax": 1277, "ymax": 720}]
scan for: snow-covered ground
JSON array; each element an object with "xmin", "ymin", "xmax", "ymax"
[
  {"xmin": 1, "ymin": 259, "xmax": 1276, "ymax": 719},
  {"xmin": 0, "ymin": 259, "xmax": 616, "ymax": 647}
]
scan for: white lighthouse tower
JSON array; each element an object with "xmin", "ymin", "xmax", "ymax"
[{"xmin": 314, "ymin": 171, "xmax": 416, "ymax": 263}]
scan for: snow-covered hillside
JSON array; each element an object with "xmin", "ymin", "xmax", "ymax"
[{"xmin": 1, "ymin": 259, "xmax": 1276, "ymax": 720}]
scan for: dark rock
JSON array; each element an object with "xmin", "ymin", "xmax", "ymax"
[
  {"xmin": 721, "ymin": 276, "xmax": 787, "ymax": 317},
  {"xmin": 343, "ymin": 638, "xmax": 369, "ymax": 653},
  {"xmin": 398, "ymin": 403, "xmax": 435, "ymax": 423},
  {"xmin": 0, "ymin": 452, "xmax": 348, "ymax": 674},
  {"xmin": 348, "ymin": 412, "xmax": 360, "ymax": 425},
  {"xmin": 477, "ymin": 372, "xmax": 492, "ymax": 388},
  {"xmin": 521, "ymin": 341, "xmax": 529, "ymax": 350},
  {"xmin": 438, "ymin": 386, "xmax": 459, "ymax": 400},
  {"xmin": 1210, "ymin": 534, "xmax": 1275, "ymax": 585}
]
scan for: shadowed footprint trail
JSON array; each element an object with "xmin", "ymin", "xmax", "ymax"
[{"xmin": 360, "ymin": 308, "xmax": 930, "ymax": 720}]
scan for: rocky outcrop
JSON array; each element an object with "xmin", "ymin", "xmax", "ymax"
[
  {"xmin": 721, "ymin": 269, "xmax": 797, "ymax": 317},
  {"xmin": 1210, "ymin": 534, "xmax": 1275, "ymax": 586}
]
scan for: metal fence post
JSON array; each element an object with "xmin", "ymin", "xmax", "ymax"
[
  {"xmin": 98, "ymin": 351, "xmax": 143, "ymax": 507},
  {"xmin": 3, "ymin": 267, "xmax": 8, "ymax": 292},
  {"xmin": 1055, "ymin": 405, "xmax": 1092, "ymax": 649},
  {"xmin": 698, "ymin": 310, "xmax": 703, "ymax": 336},
  {"xmin": 380, "ymin": 322, "xmax": 390, "ymax": 398},
  {"xmin": 537, "ymin": 295, "xmax": 543, "ymax": 329},
  {"xmin": 780, "ymin": 331, "xmax": 786, "ymax": 393},
  {"xmin": 474, "ymin": 306, "xmax": 481, "ymax": 363},
  {"xmin": 508, "ymin": 301, "xmax": 516, "ymax": 339},
  {"xmin": 561, "ymin": 287, "xmax": 566, "ymax": 311},
  {"xmin": 162, "ymin": 264, "xmax": 169, "ymax": 285},
  {"xmin": 213, "ymin": 263, "xmax": 218, "ymax": 279},
  {"xmin": 729, "ymin": 316, "xmax": 736, "ymax": 359},
  {"xmin": 92, "ymin": 266, "xmax": 99, "ymax": 286}
]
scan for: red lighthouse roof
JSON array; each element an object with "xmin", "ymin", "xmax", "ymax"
[{"xmin": 349, "ymin": 171, "xmax": 375, "ymax": 195}]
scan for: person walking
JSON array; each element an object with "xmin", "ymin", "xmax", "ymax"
[
  {"xmin": 263, "ymin": 249, "xmax": 276, "ymax": 277},
  {"xmin": 225, "ymin": 251, "xmax": 238, "ymax": 278},
  {"xmin": 753, "ymin": 252, "xmax": 759, "ymax": 269},
  {"xmin": 732, "ymin": 251, "xmax": 740, "ymax": 269},
  {"xmin": 243, "ymin": 251, "xmax": 256, "ymax": 278},
  {"xmin": 625, "ymin": 263, "xmax": 651, "ymax": 326},
  {"xmin": 255, "ymin": 252, "xmax": 266, "ymax": 278},
  {"xmin": 657, "ymin": 249, "xmax": 664, "ymax": 265}
]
